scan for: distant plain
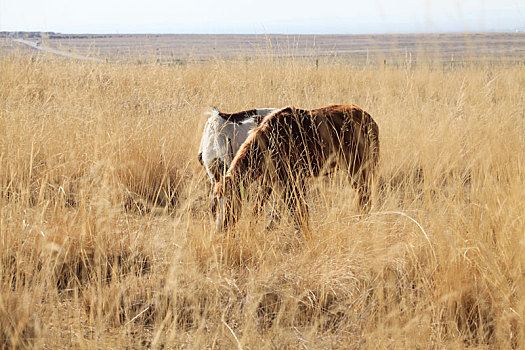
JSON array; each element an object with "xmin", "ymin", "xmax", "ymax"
[{"xmin": 2, "ymin": 32, "xmax": 525, "ymax": 63}]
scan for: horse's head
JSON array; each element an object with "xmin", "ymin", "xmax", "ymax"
[{"xmin": 212, "ymin": 174, "xmax": 243, "ymax": 233}]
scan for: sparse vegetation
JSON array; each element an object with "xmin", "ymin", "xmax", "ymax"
[{"xmin": 1, "ymin": 47, "xmax": 524, "ymax": 348}]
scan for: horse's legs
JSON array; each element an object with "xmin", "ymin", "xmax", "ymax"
[
  {"xmin": 283, "ymin": 182, "xmax": 311, "ymax": 238},
  {"xmin": 266, "ymin": 190, "xmax": 282, "ymax": 229},
  {"xmin": 252, "ymin": 184, "xmax": 270, "ymax": 216},
  {"xmin": 349, "ymin": 169, "xmax": 372, "ymax": 213},
  {"xmin": 251, "ymin": 184, "xmax": 280, "ymax": 229}
]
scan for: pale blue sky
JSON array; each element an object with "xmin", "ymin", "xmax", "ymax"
[{"xmin": 1, "ymin": 0, "xmax": 524, "ymax": 34}]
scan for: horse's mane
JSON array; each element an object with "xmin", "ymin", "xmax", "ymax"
[{"xmin": 209, "ymin": 107, "xmax": 262, "ymax": 124}]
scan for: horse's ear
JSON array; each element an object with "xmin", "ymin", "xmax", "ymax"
[
  {"xmin": 197, "ymin": 153, "xmax": 203, "ymax": 165},
  {"xmin": 207, "ymin": 106, "xmax": 220, "ymax": 118},
  {"xmin": 211, "ymin": 106, "xmax": 227, "ymax": 119}
]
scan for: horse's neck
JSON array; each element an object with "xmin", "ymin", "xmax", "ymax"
[{"xmin": 233, "ymin": 140, "xmax": 264, "ymax": 183}]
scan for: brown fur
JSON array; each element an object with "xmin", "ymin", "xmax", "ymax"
[{"xmin": 214, "ymin": 104, "xmax": 380, "ymax": 234}]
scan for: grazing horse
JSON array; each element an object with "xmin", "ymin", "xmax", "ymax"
[
  {"xmin": 198, "ymin": 107, "xmax": 277, "ymax": 211},
  {"xmin": 213, "ymin": 104, "xmax": 380, "ymax": 235}
]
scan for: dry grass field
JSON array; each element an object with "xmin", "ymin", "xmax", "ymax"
[{"xmin": 1, "ymin": 46, "xmax": 524, "ymax": 348}]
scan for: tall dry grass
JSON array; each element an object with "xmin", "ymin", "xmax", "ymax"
[{"xmin": 1, "ymin": 51, "xmax": 524, "ymax": 348}]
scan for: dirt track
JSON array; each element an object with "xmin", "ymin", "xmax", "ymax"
[{"xmin": 13, "ymin": 38, "xmax": 104, "ymax": 62}]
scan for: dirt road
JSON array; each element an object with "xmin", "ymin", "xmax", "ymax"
[{"xmin": 13, "ymin": 38, "xmax": 105, "ymax": 62}]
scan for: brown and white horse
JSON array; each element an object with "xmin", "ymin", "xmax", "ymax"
[{"xmin": 213, "ymin": 104, "xmax": 380, "ymax": 235}]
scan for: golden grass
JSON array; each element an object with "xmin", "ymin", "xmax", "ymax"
[{"xmin": 1, "ymin": 51, "xmax": 524, "ymax": 348}]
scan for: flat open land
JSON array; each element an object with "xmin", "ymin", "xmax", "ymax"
[
  {"xmin": 2, "ymin": 32, "xmax": 525, "ymax": 63},
  {"xmin": 1, "ymin": 32, "xmax": 525, "ymax": 348}
]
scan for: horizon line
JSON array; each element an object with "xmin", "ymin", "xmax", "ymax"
[{"xmin": 2, "ymin": 29, "xmax": 524, "ymax": 36}]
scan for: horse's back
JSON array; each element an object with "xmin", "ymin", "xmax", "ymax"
[{"xmin": 308, "ymin": 104, "xmax": 379, "ymax": 174}]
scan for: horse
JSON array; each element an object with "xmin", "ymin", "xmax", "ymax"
[
  {"xmin": 213, "ymin": 104, "xmax": 380, "ymax": 235},
  {"xmin": 197, "ymin": 107, "xmax": 277, "ymax": 211}
]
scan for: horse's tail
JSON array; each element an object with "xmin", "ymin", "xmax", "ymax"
[
  {"xmin": 365, "ymin": 112, "xmax": 380, "ymax": 172},
  {"xmin": 356, "ymin": 111, "xmax": 380, "ymax": 212}
]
